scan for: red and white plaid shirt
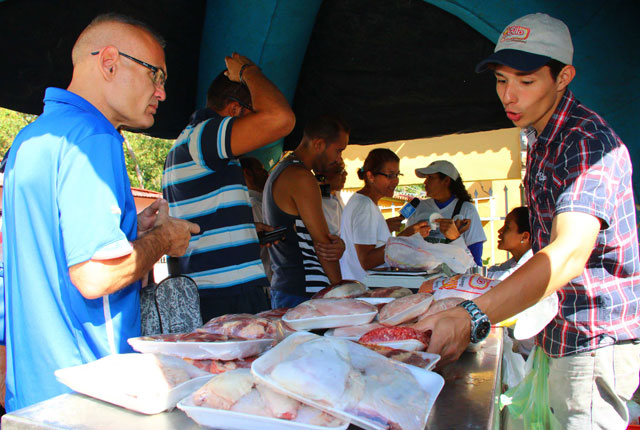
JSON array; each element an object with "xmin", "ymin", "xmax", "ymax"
[{"xmin": 524, "ymin": 90, "xmax": 640, "ymax": 357}]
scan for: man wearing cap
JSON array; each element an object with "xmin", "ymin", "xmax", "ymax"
[
  {"xmin": 408, "ymin": 159, "xmax": 485, "ymax": 265},
  {"xmin": 162, "ymin": 55, "xmax": 295, "ymax": 322},
  {"xmin": 416, "ymin": 13, "xmax": 640, "ymax": 429}
]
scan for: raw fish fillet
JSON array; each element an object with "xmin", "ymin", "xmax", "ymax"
[
  {"xmin": 312, "ymin": 280, "xmax": 368, "ymax": 299},
  {"xmin": 417, "ymin": 297, "xmax": 464, "ymax": 321},
  {"xmin": 270, "ymin": 337, "xmax": 352, "ymax": 403},
  {"xmin": 284, "ymin": 298, "xmax": 377, "ymax": 320},
  {"xmin": 378, "ymin": 293, "xmax": 433, "ymax": 325},
  {"xmin": 358, "ymin": 286, "xmax": 412, "ymax": 298},
  {"xmin": 192, "ymin": 368, "xmax": 254, "ymax": 409},
  {"xmin": 229, "ymin": 388, "xmax": 270, "ymax": 417},
  {"xmin": 256, "ymin": 383, "xmax": 299, "ymax": 420},
  {"xmin": 332, "ymin": 323, "xmax": 384, "ymax": 338}
]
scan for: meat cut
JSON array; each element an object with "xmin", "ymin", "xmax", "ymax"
[
  {"xmin": 359, "ymin": 326, "xmax": 430, "ymax": 349},
  {"xmin": 378, "ymin": 293, "xmax": 433, "ymax": 326},
  {"xmin": 198, "ymin": 313, "xmax": 289, "ymax": 340},
  {"xmin": 312, "ymin": 280, "xmax": 368, "ymax": 299},
  {"xmin": 284, "ymin": 299, "xmax": 377, "ymax": 320}
]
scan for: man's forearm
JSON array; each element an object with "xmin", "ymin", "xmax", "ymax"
[
  {"xmin": 69, "ymin": 225, "xmax": 173, "ymax": 299},
  {"xmin": 319, "ymin": 258, "xmax": 342, "ymax": 285},
  {"xmin": 476, "ymin": 213, "xmax": 599, "ymax": 323},
  {"xmin": 242, "ymin": 66, "xmax": 291, "ymax": 114}
]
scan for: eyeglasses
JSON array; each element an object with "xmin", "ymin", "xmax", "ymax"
[
  {"xmin": 374, "ymin": 171, "xmax": 403, "ymax": 179},
  {"xmin": 91, "ymin": 50, "xmax": 167, "ymax": 88},
  {"xmin": 227, "ymin": 96, "xmax": 254, "ymax": 112}
]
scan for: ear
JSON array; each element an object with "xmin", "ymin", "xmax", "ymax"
[
  {"xmin": 365, "ymin": 170, "xmax": 376, "ymax": 184},
  {"xmin": 521, "ymin": 231, "xmax": 531, "ymax": 243},
  {"xmin": 97, "ymin": 46, "xmax": 119, "ymax": 82},
  {"xmin": 556, "ymin": 65, "xmax": 576, "ymax": 92},
  {"xmin": 311, "ymin": 138, "xmax": 326, "ymax": 153}
]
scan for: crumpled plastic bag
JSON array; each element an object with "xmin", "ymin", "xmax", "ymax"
[
  {"xmin": 500, "ymin": 346, "xmax": 562, "ymax": 430},
  {"xmin": 384, "ymin": 233, "xmax": 475, "ymax": 274},
  {"xmin": 502, "ymin": 332, "xmax": 526, "ymax": 390}
]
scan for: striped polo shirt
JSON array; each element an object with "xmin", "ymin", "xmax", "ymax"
[{"xmin": 162, "ymin": 108, "xmax": 267, "ymax": 290}]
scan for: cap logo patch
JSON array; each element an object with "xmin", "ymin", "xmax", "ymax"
[{"xmin": 500, "ymin": 25, "xmax": 530, "ymax": 43}]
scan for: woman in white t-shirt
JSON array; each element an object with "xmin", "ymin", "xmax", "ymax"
[
  {"xmin": 339, "ymin": 149, "xmax": 429, "ymax": 281},
  {"xmin": 487, "ymin": 206, "xmax": 532, "ymax": 280},
  {"xmin": 407, "ymin": 160, "xmax": 486, "ymax": 265}
]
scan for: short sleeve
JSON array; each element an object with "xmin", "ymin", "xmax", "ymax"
[
  {"xmin": 58, "ymin": 134, "xmax": 131, "ymax": 267},
  {"xmin": 194, "ymin": 116, "xmax": 236, "ymax": 169},
  {"xmin": 553, "ymin": 136, "xmax": 616, "ymax": 228},
  {"xmin": 348, "ymin": 198, "xmax": 388, "ymax": 246},
  {"xmin": 461, "ymin": 201, "xmax": 486, "ymax": 245}
]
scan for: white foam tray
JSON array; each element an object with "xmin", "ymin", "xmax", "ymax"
[
  {"xmin": 128, "ymin": 336, "xmax": 273, "ymax": 360},
  {"xmin": 282, "ymin": 311, "xmax": 377, "ymax": 331},
  {"xmin": 178, "ymin": 395, "xmax": 349, "ymax": 430}
]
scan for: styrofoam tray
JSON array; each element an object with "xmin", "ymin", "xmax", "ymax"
[
  {"xmin": 128, "ymin": 336, "xmax": 273, "ymax": 360},
  {"xmin": 252, "ymin": 332, "xmax": 445, "ymax": 430},
  {"xmin": 367, "ymin": 339, "xmax": 426, "ymax": 352},
  {"xmin": 55, "ymin": 359, "xmax": 212, "ymax": 415},
  {"xmin": 282, "ymin": 311, "xmax": 377, "ymax": 331},
  {"xmin": 355, "ymin": 297, "xmax": 394, "ymax": 305},
  {"xmin": 177, "ymin": 395, "xmax": 349, "ymax": 430}
]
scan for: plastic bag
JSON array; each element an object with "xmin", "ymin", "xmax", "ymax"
[
  {"xmin": 500, "ymin": 346, "xmax": 562, "ymax": 430},
  {"xmin": 384, "ymin": 233, "xmax": 474, "ymax": 274},
  {"xmin": 502, "ymin": 332, "xmax": 526, "ymax": 390},
  {"xmin": 421, "ymin": 274, "xmax": 500, "ymax": 301}
]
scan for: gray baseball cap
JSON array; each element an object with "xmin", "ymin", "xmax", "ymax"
[{"xmin": 476, "ymin": 13, "xmax": 573, "ymax": 73}]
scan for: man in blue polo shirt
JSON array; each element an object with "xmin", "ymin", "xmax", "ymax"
[
  {"xmin": 162, "ymin": 54, "xmax": 295, "ymax": 322},
  {"xmin": 2, "ymin": 14, "xmax": 199, "ymax": 411}
]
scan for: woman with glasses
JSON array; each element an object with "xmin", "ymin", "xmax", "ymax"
[
  {"xmin": 339, "ymin": 148, "xmax": 429, "ymax": 281},
  {"xmin": 407, "ymin": 160, "xmax": 486, "ymax": 266}
]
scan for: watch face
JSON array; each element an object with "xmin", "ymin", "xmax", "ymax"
[{"xmin": 475, "ymin": 321, "xmax": 491, "ymax": 342}]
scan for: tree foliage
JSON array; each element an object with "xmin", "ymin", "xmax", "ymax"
[{"xmin": 0, "ymin": 107, "xmax": 173, "ymax": 192}]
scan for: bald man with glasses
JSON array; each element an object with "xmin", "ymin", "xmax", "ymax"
[{"xmin": 1, "ymin": 13, "xmax": 199, "ymax": 411}]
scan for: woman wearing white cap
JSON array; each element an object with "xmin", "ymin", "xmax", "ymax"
[
  {"xmin": 339, "ymin": 148, "xmax": 429, "ymax": 281},
  {"xmin": 407, "ymin": 159, "xmax": 486, "ymax": 266}
]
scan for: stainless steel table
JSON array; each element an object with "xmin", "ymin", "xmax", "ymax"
[{"xmin": 2, "ymin": 328, "xmax": 503, "ymax": 430}]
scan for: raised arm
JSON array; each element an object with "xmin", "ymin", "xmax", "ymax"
[
  {"xmin": 224, "ymin": 53, "xmax": 295, "ymax": 156},
  {"xmin": 69, "ymin": 199, "xmax": 200, "ymax": 299}
]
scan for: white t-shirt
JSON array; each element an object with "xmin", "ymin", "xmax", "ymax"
[
  {"xmin": 339, "ymin": 193, "xmax": 390, "ymax": 281},
  {"xmin": 486, "ymin": 248, "xmax": 533, "ymax": 281},
  {"xmin": 407, "ymin": 197, "xmax": 486, "ymax": 246},
  {"xmin": 322, "ymin": 194, "xmax": 345, "ymax": 235}
]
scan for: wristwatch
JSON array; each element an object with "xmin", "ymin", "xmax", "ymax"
[{"xmin": 457, "ymin": 300, "xmax": 491, "ymax": 343}]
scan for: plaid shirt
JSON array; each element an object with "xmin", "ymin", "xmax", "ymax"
[{"xmin": 524, "ymin": 90, "xmax": 640, "ymax": 357}]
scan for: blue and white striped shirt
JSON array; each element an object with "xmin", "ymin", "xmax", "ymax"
[{"xmin": 162, "ymin": 108, "xmax": 267, "ymax": 290}]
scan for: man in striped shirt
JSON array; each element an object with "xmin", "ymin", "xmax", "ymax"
[
  {"xmin": 264, "ymin": 116, "xmax": 349, "ymax": 308},
  {"xmin": 162, "ymin": 53, "xmax": 295, "ymax": 322},
  {"xmin": 417, "ymin": 14, "xmax": 640, "ymax": 429}
]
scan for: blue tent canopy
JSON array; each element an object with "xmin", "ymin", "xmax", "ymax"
[{"xmin": 0, "ymin": 0, "xmax": 637, "ymax": 189}]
